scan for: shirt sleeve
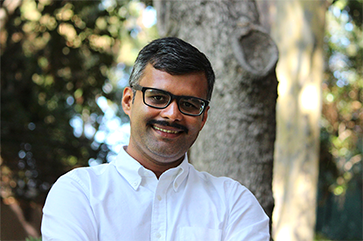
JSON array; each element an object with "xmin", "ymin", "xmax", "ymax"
[
  {"xmin": 224, "ymin": 181, "xmax": 270, "ymax": 241},
  {"xmin": 41, "ymin": 170, "xmax": 98, "ymax": 241}
]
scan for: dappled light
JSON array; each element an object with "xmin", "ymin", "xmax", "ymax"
[
  {"xmin": 271, "ymin": 0, "xmax": 362, "ymax": 240},
  {"xmin": 299, "ymin": 84, "xmax": 320, "ymax": 113},
  {"xmin": 1, "ymin": 0, "xmax": 157, "ymax": 239},
  {"xmin": 1, "ymin": 0, "xmax": 361, "ymax": 240},
  {"xmin": 321, "ymin": 2, "xmax": 362, "ymax": 192},
  {"xmin": 316, "ymin": 0, "xmax": 362, "ymax": 239},
  {"xmin": 272, "ymin": 1, "xmax": 324, "ymax": 240}
]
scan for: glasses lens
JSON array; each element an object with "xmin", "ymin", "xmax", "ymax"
[
  {"xmin": 179, "ymin": 98, "xmax": 205, "ymax": 115},
  {"xmin": 144, "ymin": 89, "xmax": 170, "ymax": 108}
]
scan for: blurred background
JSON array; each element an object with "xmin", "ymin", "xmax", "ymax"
[{"xmin": 0, "ymin": 0, "xmax": 361, "ymax": 240}]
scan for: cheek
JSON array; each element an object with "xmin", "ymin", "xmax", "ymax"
[
  {"xmin": 131, "ymin": 103, "xmax": 160, "ymax": 123},
  {"xmin": 186, "ymin": 118, "xmax": 205, "ymax": 134}
]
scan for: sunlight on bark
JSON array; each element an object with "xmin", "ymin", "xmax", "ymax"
[{"xmin": 270, "ymin": 0, "xmax": 325, "ymax": 240}]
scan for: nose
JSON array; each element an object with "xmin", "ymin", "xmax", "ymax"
[{"xmin": 160, "ymin": 100, "xmax": 183, "ymax": 121}]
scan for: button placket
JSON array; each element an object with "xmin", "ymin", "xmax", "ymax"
[{"xmin": 151, "ymin": 180, "xmax": 169, "ymax": 241}]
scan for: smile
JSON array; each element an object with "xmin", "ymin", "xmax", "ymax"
[{"xmin": 153, "ymin": 125, "xmax": 181, "ymax": 134}]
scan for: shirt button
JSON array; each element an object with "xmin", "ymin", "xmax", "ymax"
[
  {"xmin": 156, "ymin": 232, "xmax": 161, "ymax": 238},
  {"xmin": 157, "ymin": 195, "xmax": 162, "ymax": 201}
]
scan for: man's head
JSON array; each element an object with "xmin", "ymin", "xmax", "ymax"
[
  {"xmin": 122, "ymin": 37, "xmax": 215, "ymax": 176},
  {"xmin": 129, "ymin": 37, "xmax": 215, "ymax": 101}
]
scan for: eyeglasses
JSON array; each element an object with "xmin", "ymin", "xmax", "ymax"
[{"xmin": 132, "ymin": 84, "xmax": 209, "ymax": 116}]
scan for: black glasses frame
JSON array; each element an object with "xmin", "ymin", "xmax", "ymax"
[{"xmin": 132, "ymin": 84, "xmax": 209, "ymax": 116}]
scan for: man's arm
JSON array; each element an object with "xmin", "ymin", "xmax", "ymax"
[
  {"xmin": 41, "ymin": 171, "xmax": 98, "ymax": 241},
  {"xmin": 224, "ymin": 182, "xmax": 270, "ymax": 241}
]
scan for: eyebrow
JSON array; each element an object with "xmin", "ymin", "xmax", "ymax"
[{"xmin": 142, "ymin": 86, "xmax": 208, "ymax": 101}]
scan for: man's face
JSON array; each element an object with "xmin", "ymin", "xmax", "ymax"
[{"xmin": 122, "ymin": 64, "xmax": 209, "ymax": 169}]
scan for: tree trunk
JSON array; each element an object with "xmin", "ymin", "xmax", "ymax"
[
  {"xmin": 256, "ymin": 1, "xmax": 326, "ymax": 240},
  {"xmin": 154, "ymin": 0, "xmax": 278, "ymax": 221}
]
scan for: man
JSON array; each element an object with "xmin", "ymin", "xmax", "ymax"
[{"xmin": 41, "ymin": 37, "xmax": 269, "ymax": 240}]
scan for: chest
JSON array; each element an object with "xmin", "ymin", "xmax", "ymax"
[{"xmin": 90, "ymin": 183, "xmax": 227, "ymax": 241}]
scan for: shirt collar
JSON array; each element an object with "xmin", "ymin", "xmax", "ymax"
[
  {"xmin": 112, "ymin": 146, "xmax": 143, "ymax": 190},
  {"xmin": 112, "ymin": 145, "xmax": 189, "ymax": 191},
  {"xmin": 158, "ymin": 156, "xmax": 189, "ymax": 192},
  {"xmin": 171, "ymin": 157, "xmax": 189, "ymax": 192}
]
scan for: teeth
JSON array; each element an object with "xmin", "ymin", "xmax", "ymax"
[{"xmin": 153, "ymin": 126, "xmax": 180, "ymax": 134}]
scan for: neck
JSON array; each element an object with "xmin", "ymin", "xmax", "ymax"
[{"xmin": 125, "ymin": 146, "xmax": 184, "ymax": 179}]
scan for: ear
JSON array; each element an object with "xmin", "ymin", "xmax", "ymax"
[
  {"xmin": 199, "ymin": 106, "xmax": 210, "ymax": 131},
  {"xmin": 122, "ymin": 87, "xmax": 133, "ymax": 117}
]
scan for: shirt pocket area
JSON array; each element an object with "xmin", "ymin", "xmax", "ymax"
[{"xmin": 178, "ymin": 226, "xmax": 222, "ymax": 241}]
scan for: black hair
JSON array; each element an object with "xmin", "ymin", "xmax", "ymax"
[{"xmin": 129, "ymin": 37, "xmax": 215, "ymax": 100}]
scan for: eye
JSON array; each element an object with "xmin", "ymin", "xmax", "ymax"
[
  {"xmin": 182, "ymin": 101, "xmax": 197, "ymax": 109},
  {"xmin": 152, "ymin": 95, "xmax": 166, "ymax": 101},
  {"xmin": 180, "ymin": 99, "xmax": 201, "ymax": 111},
  {"xmin": 148, "ymin": 94, "xmax": 168, "ymax": 104},
  {"xmin": 145, "ymin": 89, "xmax": 170, "ymax": 106}
]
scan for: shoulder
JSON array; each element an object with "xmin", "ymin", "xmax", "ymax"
[
  {"xmin": 188, "ymin": 164, "xmax": 266, "ymax": 209},
  {"xmin": 187, "ymin": 166, "xmax": 270, "ymax": 238},
  {"xmin": 67, "ymin": 163, "xmax": 112, "ymax": 178},
  {"xmin": 188, "ymin": 164, "xmax": 245, "ymax": 190},
  {"xmin": 187, "ymin": 164, "xmax": 257, "ymax": 204},
  {"xmin": 54, "ymin": 163, "xmax": 115, "ymax": 190},
  {"xmin": 61, "ymin": 163, "xmax": 110, "ymax": 179}
]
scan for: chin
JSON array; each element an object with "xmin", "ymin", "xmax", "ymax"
[{"xmin": 149, "ymin": 147, "xmax": 186, "ymax": 162}]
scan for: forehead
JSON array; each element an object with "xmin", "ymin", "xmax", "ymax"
[{"xmin": 139, "ymin": 64, "xmax": 208, "ymax": 99}]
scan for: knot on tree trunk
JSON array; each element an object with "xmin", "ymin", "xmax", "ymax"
[{"xmin": 232, "ymin": 24, "xmax": 279, "ymax": 78}]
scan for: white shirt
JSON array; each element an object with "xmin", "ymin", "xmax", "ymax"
[{"xmin": 41, "ymin": 146, "xmax": 269, "ymax": 241}]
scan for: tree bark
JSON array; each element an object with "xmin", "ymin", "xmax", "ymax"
[
  {"xmin": 256, "ymin": 0, "xmax": 326, "ymax": 240},
  {"xmin": 154, "ymin": 0, "xmax": 278, "ymax": 221}
]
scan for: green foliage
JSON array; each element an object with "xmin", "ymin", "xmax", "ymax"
[
  {"xmin": 316, "ymin": 0, "xmax": 362, "ymax": 239},
  {"xmin": 0, "ymin": 0, "xmax": 157, "ymax": 205},
  {"xmin": 26, "ymin": 237, "xmax": 42, "ymax": 241},
  {"xmin": 321, "ymin": 0, "xmax": 362, "ymax": 198},
  {"xmin": 314, "ymin": 233, "xmax": 332, "ymax": 241},
  {"xmin": 345, "ymin": 0, "xmax": 363, "ymax": 27}
]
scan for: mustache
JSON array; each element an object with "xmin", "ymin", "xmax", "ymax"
[{"xmin": 147, "ymin": 120, "xmax": 189, "ymax": 134}]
